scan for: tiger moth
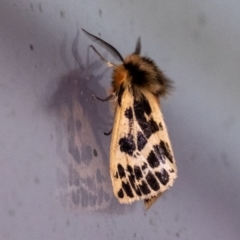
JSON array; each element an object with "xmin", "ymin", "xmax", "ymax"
[{"xmin": 82, "ymin": 29, "xmax": 177, "ymax": 208}]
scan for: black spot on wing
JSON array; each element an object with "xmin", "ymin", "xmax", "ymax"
[
  {"xmin": 117, "ymin": 84, "xmax": 125, "ymax": 106},
  {"xmin": 127, "ymin": 165, "xmax": 134, "ymax": 174},
  {"xmin": 160, "ymin": 141, "xmax": 173, "ymax": 163},
  {"xmin": 141, "ymin": 162, "xmax": 148, "ymax": 171},
  {"xmin": 134, "ymin": 94, "xmax": 152, "ymax": 115},
  {"xmin": 134, "ymin": 96, "xmax": 159, "ymax": 138},
  {"xmin": 122, "ymin": 181, "xmax": 134, "ymax": 198},
  {"xmin": 153, "ymin": 144, "xmax": 166, "ymax": 164},
  {"xmin": 149, "ymin": 118, "xmax": 159, "ymax": 134},
  {"xmin": 127, "ymin": 165, "xmax": 135, "ymax": 185},
  {"xmin": 147, "ymin": 150, "xmax": 160, "ymax": 168},
  {"xmin": 134, "ymin": 166, "xmax": 143, "ymax": 180},
  {"xmin": 114, "ymin": 172, "xmax": 119, "ymax": 179},
  {"xmin": 146, "ymin": 171, "xmax": 160, "ymax": 191},
  {"xmin": 125, "ymin": 107, "xmax": 133, "ymax": 120},
  {"xmin": 139, "ymin": 180, "xmax": 151, "ymax": 195},
  {"xmin": 155, "ymin": 169, "xmax": 169, "ymax": 186},
  {"xmin": 128, "ymin": 176, "xmax": 142, "ymax": 197},
  {"xmin": 159, "ymin": 122, "xmax": 163, "ymax": 130},
  {"xmin": 119, "ymin": 134, "xmax": 136, "ymax": 156},
  {"xmin": 118, "ymin": 188, "xmax": 124, "ymax": 198},
  {"xmin": 135, "ymin": 187, "xmax": 142, "ymax": 196},
  {"xmin": 127, "ymin": 165, "xmax": 142, "ymax": 197},
  {"xmin": 117, "ymin": 164, "xmax": 126, "ymax": 178},
  {"xmin": 127, "ymin": 171, "xmax": 135, "ymax": 184},
  {"xmin": 137, "ymin": 131, "xmax": 147, "ymax": 151}
]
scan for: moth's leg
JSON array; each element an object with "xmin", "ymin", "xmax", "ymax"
[
  {"xmin": 92, "ymin": 93, "xmax": 114, "ymax": 135},
  {"xmin": 90, "ymin": 45, "xmax": 116, "ymax": 68},
  {"xmin": 93, "ymin": 93, "xmax": 114, "ymax": 135},
  {"xmin": 92, "ymin": 93, "xmax": 114, "ymax": 102},
  {"xmin": 104, "ymin": 128, "xmax": 112, "ymax": 136}
]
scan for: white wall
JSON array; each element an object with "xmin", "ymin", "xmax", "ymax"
[{"xmin": 0, "ymin": 0, "xmax": 239, "ymax": 239}]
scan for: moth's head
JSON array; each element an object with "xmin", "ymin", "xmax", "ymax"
[
  {"xmin": 112, "ymin": 54, "xmax": 147, "ymax": 91},
  {"xmin": 82, "ymin": 29, "xmax": 172, "ymax": 97},
  {"xmin": 110, "ymin": 37, "xmax": 143, "ymax": 94},
  {"xmin": 112, "ymin": 53, "xmax": 173, "ymax": 98}
]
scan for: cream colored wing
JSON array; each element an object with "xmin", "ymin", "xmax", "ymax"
[{"xmin": 110, "ymin": 87, "xmax": 177, "ymax": 205}]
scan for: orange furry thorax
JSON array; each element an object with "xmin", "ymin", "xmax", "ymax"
[{"xmin": 112, "ymin": 65, "xmax": 128, "ymax": 92}]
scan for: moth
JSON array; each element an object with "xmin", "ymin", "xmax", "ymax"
[{"xmin": 82, "ymin": 29, "xmax": 177, "ymax": 208}]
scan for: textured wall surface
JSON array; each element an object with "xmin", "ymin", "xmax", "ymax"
[{"xmin": 0, "ymin": 0, "xmax": 240, "ymax": 239}]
